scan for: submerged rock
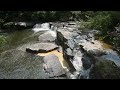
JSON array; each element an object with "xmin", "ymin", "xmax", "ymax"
[{"xmin": 26, "ymin": 43, "xmax": 58, "ymax": 53}]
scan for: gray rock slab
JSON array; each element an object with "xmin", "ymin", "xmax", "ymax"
[{"xmin": 43, "ymin": 54, "xmax": 65, "ymax": 77}]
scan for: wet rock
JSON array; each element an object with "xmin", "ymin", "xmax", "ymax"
[
  {"xmin": 0, "ymin": 49, "xmax": 48, "ymax": 79},
  {"xmin": 88, "ymin": 49, "xmax": 107, "ymax": 56},
  {"xmin": 100, "ymin": 51, "xmax": 120, "ymax": 67},
  {"xmin": 15, "ymin": 22, "xmax": 34, "ymax": 28},
  {"xmin": 43, "ymin": 54, "xmax": 65, "ymax": 77},
  {"xmin": 2, "ymin": 22, "xmax": 34, "ymax": 30},
  {"xmin": 90, "ymin": 59, "xmax": 120, "ymax": 79},
  {"xmin": 56, "ymin": 22, "xmax": 120, "ymax": 79},
  {"xmin": 2, "ymin": 22, "xmax": 14, "ymax": 29},
  {"xmin": 26, "ymin": 43, "xmax": 58, "ymax": 53},
  {"xmin": 38, "ymin": 31, "xmax": 56, "ymax": 42},
  {"xmin": 82, "ymin": 53, "xmax": 93, "ymax": 70}
]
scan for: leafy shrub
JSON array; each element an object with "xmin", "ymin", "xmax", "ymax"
[
  {"xmin": 86, "ymin": 12, "xmax": 113, "ymax": 33},
  {"xmin": 0, "ymin": 35, "xmax": 7, "ymax": 46}
]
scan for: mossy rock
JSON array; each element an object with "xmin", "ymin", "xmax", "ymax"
[
  {"xmin": 0, "ymin": 49, "xmax": 49, "ymax": 79},
  {"xmin": 90, "ymin": 59, "xmax": 120, "ymax": 79}
]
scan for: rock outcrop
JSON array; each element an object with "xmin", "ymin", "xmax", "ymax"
[
  {"xmin": 26, "ymin": 43, "xmax": 58, "ymax": 53},
  {"xmin": 0, "ymin": 49, "xmax": 66, "ymax": 79},
  {"xmin": 56, "ymin": 23, "xmax": 120, "ymax": 79},
  {"xmin": 2, "ymin": 22, "xmax": 34, "ymax": 30},
  {"xmin": 89, "ymin": 59, "xmax": 120, "ymax": 79},
  {"xmin": 0, "ymin": 49, "xmax": 48, "ymax": 79},
  {"xmin": 1, "ymin": 22, "xmax": 120, "ymax": 79}
]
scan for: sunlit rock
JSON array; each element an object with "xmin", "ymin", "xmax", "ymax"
[
  {"xmin": 43, "ymin": 54, "xmax": 65, "ymax": 78},
  {"xmin": 0, "ymin": 49, "xmax": 48, "ymax": 79},
  {"xmin": 38, "ymin": 31, "xmax": 56, "ymax": 42},
  {"xmin": 26, "ymin": 43, "xmax": 58, "ymax": 53}
]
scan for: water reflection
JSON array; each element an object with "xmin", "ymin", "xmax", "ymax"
[{"xmin": 101, "ymin": 52, "xmax": 120, "ymax": 67}]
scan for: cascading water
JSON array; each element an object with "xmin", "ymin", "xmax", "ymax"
[{"xmin": 32, "ymin": 23, "xmax": 51, "ymax": 32}]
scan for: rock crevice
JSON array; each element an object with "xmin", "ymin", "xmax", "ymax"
[{"xmin": 55, "ymin": 22, "xmax": 120, "ymax": 79}]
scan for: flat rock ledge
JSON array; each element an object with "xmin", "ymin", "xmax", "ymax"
[{"xmin": 26, "ymin": 43, "xmax": 59, "ymax": 53}]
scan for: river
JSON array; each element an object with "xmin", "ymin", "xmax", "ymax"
[
  {"xmin": 0, "ymin": 22, "xmax": 120, "ymax": 79},
  {"xmin": 0, "ymin": 29, "xmax": 44, "ymax": 53}
]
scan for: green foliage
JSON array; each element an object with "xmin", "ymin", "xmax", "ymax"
[
  {"xmin": 84, "ymin": 11, "xmax": 120, "ymax": 32},
  {"xmin": 0, "ymin": 11, "xmax": 79, "ymax": 23},
  {"xmin": 86, "ymin": 12, "xmax": 112, "ymax": 31},
  {"xmin": 0, "ymin": 11, "xmax": 120, "ymax": 53},
  {"xmin": 79, "ymin": 11, "xmax": 120, "ymax": 53},
  {"xmin": 0, "ymin": 35, "xmax": 7, "ymax": 46}
]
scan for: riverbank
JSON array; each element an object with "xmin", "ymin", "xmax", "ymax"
[{"xmin": 0, "ymin": 22, "xmax": 120, "ymax": 79}]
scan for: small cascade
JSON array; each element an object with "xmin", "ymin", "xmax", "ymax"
[{"xmin": 32, "ymin": 23, "xmax": 51, "ymax": 32}]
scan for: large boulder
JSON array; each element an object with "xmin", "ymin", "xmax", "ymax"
[
  {"xmin": 0, "ymin": 49, "xmax": 49, "ymax": 79},
  {"xmin": 57, "ymin": 29, "xmax": 78, "ymax": 43},
  {"xmin": 82, "ymin": 53, "xmax": 94, "ymax": 70},
  {"xmin": 26, "ymin": 43, "xmax": 58, "ymax": 53},
  {"xmin": 89, "ymin": 59, "xmax": 120, "ymax": 79},
  {"xmin": 43, "ymin": 54, "xmax": 66, "ymax": 78},
  {"xmin": 38, "ymin": 31, "xmax": 56, "ymax": 42},
  {"xmin": 56, "ymin": 29, "xmax": 81, "ymax": 72}
]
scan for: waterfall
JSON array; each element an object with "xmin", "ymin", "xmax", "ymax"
[{"xmin": 32, "ymin": 23, "xmax": 51, "ymax": 32}]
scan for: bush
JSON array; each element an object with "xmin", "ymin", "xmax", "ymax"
[
  {"xmin": 86, "ymin": 12, "xmax": 113, "ymax": 33},
  {"xmin": 0, "ymin": 35, "xmax": 7, "ymax": 46}
]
